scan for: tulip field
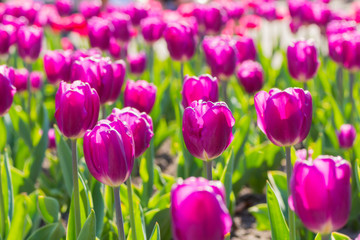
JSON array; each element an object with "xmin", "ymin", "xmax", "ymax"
[{"xmin": 2, "ymin": 0, "xmax": 360, "ymax": 240}]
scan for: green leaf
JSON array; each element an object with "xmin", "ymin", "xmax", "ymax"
[
  {"xmin": 38, "ymin": 196, "xmax": 59, "ymax": 223},
  {"xmin": 145, "ymin": 208, "xmax": 171, "ymax": 240},
  {"xmin": 332, "ymin": 232, "xmax": 351, "ymax": 240},
  {"xmin": 78, "ymin": 210, "xmax": 96, "ymax": 240},
  {"xmin": 0, "ymin": 119, "xmax": 6, "ymax": 150},
  {"xmin": 355, "ymin": 159, "xmax": 360, "ymax": 193},
  {"xmin": 18, "ymin": 117, "xmax": 32, "ymax": 149},
  {"xmin": 248, "ymin": 203, "xmax": 271, "ymax": 231},
  {"xmin": 134, "ymin": 204, "xmax": 146, "ymax": 240},
  {"xmin": 149, "ymin": 223, "xmax": 161, "ymax": 240},
  {"xmin": 27, "ymin": 222, "xmax": 65, "ymax": 240},
  {"xmin": 267, "ymin": 171, "xmax": 288, "ymax": 217},
  {"xmin": 91, "ymin": 181, "xmax": 104, "ymax": 237},
  {"xmin": 220, "ymin": 150, "xmax": 234, "ymax": 208},
  {"xmin": 266, "ymin": 182, "xmax": 289, "ymax": 240},
  {"xmin": 3, "ymin": 149, "xmax": 14, "ymax": 222},
  {"xmin": 8, "ymin": 195, "xmax": 28, "ymax": 240},
  {"xmin": 140, "ymin": 140, "xmax": 154, "ymax": 207}
]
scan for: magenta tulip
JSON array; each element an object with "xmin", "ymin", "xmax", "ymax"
[
  {"xmin": 107, "ymin": 107, "xmax": 154, "ymax": 158},
  {"xmin": 13, "ymin": 68, "xmax": 29, "ymax": 92},
  {"xmin": 0, "ymin": 24, "xmax": 11, "ymax": 56},
  {"xmin": 182, "ymin": 100, "xmax": 235, "ymax": 161},
  {"xmin": 341, "ymin": 32, "xmax": 360, "ymax": 71},
  {"xmin": 0, "ymin": 66, "xmax": 16, "ymax": 116},
  {"xmin": 55, "ymin": 0, "xmax": 72, "ymax": 16},
  {"xmin": 88, "ymin": 17, "xmax": 112, "ymax": 51},
  {"xmin": 128, "ymin": 52, "xmax": 147, "ymax": 76},
  {"xmin": 79, "ymin": 0, "xmax": 101, "ymax": 19},
  {"xmin": 83, "ymin": 119, "xmax": 135, "ymax": 187},
  {"xmin": 124, "ymin": 80, "xmax": 156, "ymax": 114},
  {"xmin": 125, "ymin": 3, "xmax": 148, "ymax": 27},
  {"xmin": 326, "ymin": 20, "xmax": 356, "ymax": 37},
  {"xmin": 287, "ymin": 40, "xmax": 319, "ymax": 82},
  {"xmin": 328, "ymin": 33, "xmax": 346, "ymax": 64},
  {"xmin": 289, "ymin": 156, "xmax": 351, "ymax": 234},
  {"xmin": 202, "ymin": 4, "xmax": 227, "ymax": 35},
  {"xmin": 30, "ymin": 71, "xmax": 43, "ymax": 91},
  {"xmin": 181, "ymin": 74, "xmax": 219, "ymax": 108},
  {"xmin": 108, "ymin": 37, "xmax": 128, "ymax": 59},
  {"xmin": 171, "ymin": 177, "xmax": 232, "ymax": 240},
  {"xmin": 48, "ymin": 128, "xmax": 56, "ymax": 149},
  {"xmin": 141, "ymin": 17, "xmax": 166, "ymax": 44},
  {"xmin": 55, "ymin": 80, "xmax": 100, "ymax": 139},
  {"xmin": 337, "ymin": 124, "xmax": 356, "ymax": 149},
  {"xmin": 43, "ymin": 50, "xmax": 72, "ymax": 84},
  {"xmin": 254, "ymin": 88, "xmax": 312, "ymax": 147},
  {"xmin": 233, "ymin": 36, "xmax": 256, "ymax": 63},
  {"xmin": 17, "ymin": 25, "xmax": 43, "ymax": 63},
  {"xmin": 108, "ymin": 12, "xmax": 132, "ymax": 45},
  {"xmin": 236, "ymin": 60, "xmax": 264, "ymax": 94}
]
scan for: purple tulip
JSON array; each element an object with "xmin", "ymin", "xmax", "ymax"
[
  {"xmin": 108, "ymin": 12, "xmax": 132, "ymax": 45},
  {"xmin": 337, "ymin": 124, "xmax": 356, "ymax": 149},
  {"xmin": 107, "ymin": 107, "xmax": 154, "ymax": 158},
  {"xmin": 55, "ymin": 80, "xmax": 100, "ymax": 139},
  {"xmin": 326, "ymin": 20, "xmax": 356, "ymax": 37},
  {"xmin": 236, "ymin": 60, "xmax": 264, "ymax": 94},
  {"xmin": 128, "ymin": 52, "xmax": 147, "ymax": 76},
  {"xmin": 110, "ymin": 60, "xmax": 126, "ymax": 104},
  {"xmin": 2, "ymin": 15, "xmax": 28, "ymax": 29},
  {"xmin": 287, "ymin": 40, "xmax": 319, "ymax": 82},
  {"xmin": 182, "ymin": 100, "xmax": 235, "ymax": 161},
  {"xmin": 328, "ymin": 33, "xmax": 346, "ymax": 64},
  {"xmin": 48, "ymin": 128, "xmax": 56, "ymax": 149},
  {"xmin": 17, "ymin": 25, "xmax": 43, "ymax": 63},
  {"xmin": 108, "ymin": 37, "xmax": 128, "ymax": 59},
  {"xmin": 203, "ymin": 4, "xmax": 227, "ymax": 35},
  {"xmin": 181, "ymin": 74, "xmax": 219, "ymax": 108},
  {"xmin": 13, "ymin": 68, "xmax": 29, "ymax": 92},
  {"xmin": 254, "ymin": 88, "xmax": 312, "ymax": 147},
  {"xmin": 125, "ymin": 3, "xmax": 148, "ymax": 27},
  {"xmin": 341, "ymin": 32, "xmax": 360, "ymax": 71},
  {"xmin": 88, "ymin": 17, "xmax": 112, "ymax": 51},
  {"xmin": 255, "ymin": 2, "xmax": 278, "ymax": 21},
  {"xmin": 233, "ymin": 36, "xmax": 256, "ymax": 63},
  {"xmin": 44, "ymin": 50, "xmax": 72, "ymax": 84},
  {"xmin": 2, "ymin": 24, "xmax": 17, "ymax": 47},
  {"xmin": 141, "ymin": 17, "xmax": 166, "ymax": 44},
  {"xmin": 55, "ymin": 0, "xmax": 72, "ymax": 16},
  {"xmin": 202, "ymin": 36, "xmax": 237, "ymax": 80},
  {"xmin": 0, "ymin": 24, "xmax": 11, "ymax": 56},
  {"xmin": 289, "ymin": 156, "xmax": 351, "ymax": 234},
  {"xmin": 83, "ymin": 119, "xmax": 135, "ymax": 187},
  {"xmin": 79, "ymin": 0, "xmax": 101, "ymax": 19},
  {"xmin": 124, "ymin": 80, "xmax": 156, "ymax": 114},
  {"xmin": 30, "ymin": 71, "xmax": 43, "ymax": 91},
  {"xmin": 225, "ymin": 2, "xmax": 245, "ymax": 20},
  {"xmin": 164, "ymin": 22, "xmax": 196, "ymax": 62},
  {"xmin": 171, "ymin": 177, "xmax": 232, "ymax": 240},
  {"xmin": 0, "ymin": 66, "xmax": 16, "ymax": 117}
]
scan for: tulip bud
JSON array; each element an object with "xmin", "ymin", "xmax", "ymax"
[
  {"xmin": 328, "ymin": 33, "xmax": 345, "ymax": 64},
  {"xmin": 84, "ymin": 119, "xmax": 135, "ymax": 186},
  {"xmin": 200, "ymin": 4, "xmax": 226, "ymax": 35},
  {"xmin": 55, "ymin": 80, "xmax": 100, "ymax": 139},
  {"xmin": 233, "ymin": 36, "xmax": 256, "ymax": 63},
  {"xmin": 182, "ymin": 100, "xmax": 235, "ymax": 161},
  {"xmin": 125, "ymin": 3, "xmax": 148, "ymax": 27},
  {"xmin": 108, "ymin": 12, "xmax": 132, "ymax": 45},
  {"xmin": 55, "ymin": 0, "xmax": 72, "ymax": 16},
  {"xmin": 171, "ymin": 177, "xmax": 232, "ymax": 240},
  {"xmin": 287, "ymin": 40, "xmax": 319, "ymax": 82},
  {"xmin": 88, "ymin": 17, "xmax": 112, "ymax": 51},
  {"xmin": 124, "ymin": 80, "xmax": 156, "ymax": 114},
  {"xmin": 17, "ymin": 25, "xmax": 43, "ymax": 63},
  {"xmin": 181, "ymin": 74, "xmax": 219, "ymax": 108},
  {"xmin": 202, "ymin": 36, "xmax": 237, "ymax": 80},
  {"xmin": 326, "ymin": 20, "xmax": 356, "ymax": 37},
  {"xmin": 110, "ymin": 60, "xmax": 126, "ymax": 104},
  {"xmin": 30, "ymin": 71, "xmax": 43, "ymax": 91},
  {"xmin": 141, "ymin": 17, "xmax": 166, "ymax": 44},
  {"xmin": 337, "ymin": 124, "xmax": 356, "ymax": 149},
  {"xmin": 341, "ymin": 32, "xmax": 360, "ymax": 71},
  {"xmin": 108, "ymin": 37, "xmax": 127, "ymax": 59},
  {"xmin": 0, "ymin": 66, "xmax": 16, "ymax": 117},
  {"xmin": 164, "ymin": 23, "xmax": 196, "ymax": 62},
  {"xmin": 0, "ymin": 24, "xmax": 11, "ymax": 56},
  {"xmin": 254, "ymin": 88, "xmax": 312, "ymax": 147},
  {"xmin": 128, "ymin": 52, "xmax": 147, "ymax": 76},
  {"xmin": 13, "ymin": 68, "xmax": 29, "ymax": 92},
  {"xmin": 48, "ymin": 128, "xmax": 56, "ymax": 149},
  {"xmin": 79, "ymin": 0, "xmax": 101, "ymax": 19},
  {"xmin": 236, "ymin": 60, "xmax": 264, "ymax": 94},
  {"xmin": 289, "ymin": 156, "xmax": 351, "ymax": 234},
  {"xmin": 107, "ymin": 107, "xmax": 154, "ymax": 158},
  {"xmin": 44, "ymin": 50, "xmax": 72, "ymax": 84}
]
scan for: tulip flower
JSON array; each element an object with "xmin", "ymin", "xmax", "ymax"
[
  {"xmin": 30, "ymin": 71, "xmax": 43, "ymax": 91},
  {"xmin": 125, "ymin": 3, "xmax": 148, "ymax": 27},
  {"xmin": 141, "ymin": 17, "xmax": 166, "ymax": 44},
  {"xmin": 341, "ymin": 32, "xmax": 360, "ymax": 72},
  {"xmin": 0, "ymin": 66, "xmax": 16, "ymax": 117},
  {"xmin": 289, "ymin": 156, "xmax": 351, "ymax": 235},
  {"xmin": 88, "ymin": 17, "xmax": 112, "ymax": 51},
  {"xmin": 181, "ymin": 74, "xmax": 219, "ymax": 108},
  {"xmin": 17, "ymin": 25, "xmax": 43, "ymax": 63},
  {"xmin": 55, "ymin": 0, "xmax": 72, "ymax": 16},
  {"xmin": 171, "ymin": 177, "xmax": 232, "ymax": 240},
  {"xmin": 233, "ymin": 36, "xmax": 256, "ymax": 63},
  {"xmin": 13, "ymin": 68, "xmax": 29, "ymax": 92},
  {"xmin": 337, "ymin": 124, "xmax": 356, "ymax": 149},
  {"xmin": 44, "ymin": 50, "xmax": 72, "ymax": 84},
  {"xmin": 48, "ymin": 128, "xmax": 56, "ymax": 149},
  {"xmin": 326, "ymin": 20, "xmax": 356, "ymax": 37},
  {"xmin": 108, "ymin": 37, "xmax": 128, "ymax": 59},
  {"xmin": 236, "ymin": 60, "xmax": 264, "ymax": 94},
  {"xmin": 124, "ymin": 80, "xmax": 156, "ymax": 114},
  {"xmin": 55, "ymin": 80, "xmax": 100, "ymax": 139},
  {"xmin": 79, "ymin": 0, "xmax": 101, "ymax": 19},
  {"xmin": 128, "ymin": 52, "xmax": 147, "ymax": 76},
  {"xmin": 287, "ymin": 40, "xmax": 319, "ymax": 82},
  {"xmin": 201, "ymin": 4, "xmax": 227, "ymax": 35},
  {"xmin": 0, "ymin": 25, "xmax": 11, "ymax": 56},
  {"xmin": 108, "ymin": 12, "xmax": 132, "ymax": 45}
]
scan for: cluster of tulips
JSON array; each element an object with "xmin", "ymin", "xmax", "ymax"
[{"xmin": 0, "ymin": 0, "xmax": 360, "ymax": 240}]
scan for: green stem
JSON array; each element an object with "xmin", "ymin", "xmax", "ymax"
[
  {"xmin": 337, "ymin": 67, "xmax": 343, "ymax": 109},
  {"xmin": 71, "ymin": 139, "xmax": 81, "ymax": 237},
  {"xmin": 303, "ymin": 82, "xmax": 307, "ymax": 91},
  {"xmin": 205, "ymin": 160, "xmax": 212, "ymax": 180},
  {"xmin": 25, "ymin": 62, "xmax": 32, "ymax": 128},
  {"xmin": 102, "ymin": 105, "xmax": 107, "ymax": 119},
  {"xmin": 222, "ymin": 81, "xmax": 229, "ymax": 104},
  {"xmin": 149, "ymin": 46, "xmax": 154, "ymax": 83},
  {"xmin": 349, "ymin": 72, "xmax": 355, "ymax": 123},
  {"xmin": 321, "ymin": 233, "xmax": 331, "ymax": 240},
  {"xmin": 126, "ymin": 178, "xmax": 137, "ymax": 240},
  {"xmin": 0, "ymin": 151, "xmax": 5, "ymax": 239},
  {"xmin": 180, "ymin": 62, "xmax": 184, "ymax": 83},
  {"xmin": 285, "ymin": 146, "xmax": 296, "ymax": 240},
  {"xmin": 113, "ymin": 187, "xmax": 125, "ymax": 240}
]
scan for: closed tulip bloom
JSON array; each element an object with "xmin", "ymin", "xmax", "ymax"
[
  {"xmin": 30, "ymin": 71, "xmax": 43, "ymax": 91},
  {"xmin": 55, "ymin": 80, "xmax": 100, "ymax": 139},
  {"xmin": 202, "ymin": 36, "xmax": 237, "ymax": 80},
  {"xmin": 236, "ymin": 60, "xmax": 264, "ymax": 94},
  {"xmin": 108, "ymin": 37, "xmax": 128, "ymax": 59},
  {"xmin": 0, "ymin": 66, "xmax": 16, "ymax": 116},
  {"xmin": 326, "ymin": 20, "xmax": 356, "ymax": 37},
  {"xmin": 203, "ymin": 4, "xmax": 227, "ymax": 35},
  {"xmin": 182, "ymin": 101, "xmax": 235, "ymax": 161},
  {"xmin": 124, "ymin": 80, "xmax": 156, "ymax": 114},
  {"xmin": 109, "ymin": 60, "xmax": 126, "ymax": 104},
  {"xmin": 108, "ymin": 12, "xmax": 132, "ymax": 45},
  {"xmin": 171, "ymin": 177, "xmax": 232, "ymax": 240},
  {"xmin": 254, "ymin": 88, "xmax": 312, "ymax": 147},
  {"xmin": 79, "ymin": 0, "xmax": 101, "ymax": 19},
  {"xmin": 141, "ymin": 17, "xmax": 166, "ymax": 44},
  {"xmin": 0, "ymin": 25, "xmax": 11, "ymax": 56},
  {"xmin": 44, "ymin": 50, "xmax": 72, "ymax": 84},
  {"xmin": 83, "ymin": 119, "xmax": 135, "ymax": 186},
  {"xmin": 328, "ymin": 34, "xmax": 345, "ymax": 64},
  {"xmin": 233, "ymin": 36, "xmax": 256, "ymax": 63},
  {"xmin": 287, "ymin": 40, "xmax": 319, "ymax": 82},
  {"xmin": 128, "ymin": 52, "xmax": 147, "ymax": 76},
  {"xmin": 164, "ymin": 23, "xmax": 196, "ymax": 62},
  {"xmin": 13, "ymin": 68, "xmax": 29, "ymax": 92},
  {"xmin": 17, "ymin": 25, "xmax": 43, "ymax": 63},
  {"xmin": 289, "ymin": 156, "xmax": 351, "ymax": 234},
  {"xmin": 55, "ymin": 0, "xmax": 72, "ymax": 16},
  {"xmin": 48, "ymin": 128, "xmax": 56, "ymax": 149},
  {"xmin": 88, "ymin": 17, "xmax": 112, "ymax": 50},
  {"xmin": 181, "ymin": 74, "xmax": 219, "ymax": 108},
  {"xmin": 107, "ymin": 107, "xmax": 154, "ymax": 158},
  {"xmin": 125, "ymin": 3, "xmax": 148, "ymax": 27},
  {"xmin": 337, "ymin": 124, "xmax": 356, "ymax": 149},
  {"xmin": 341, "ymin": 32, "xmax": 360, "ymax": 71}
]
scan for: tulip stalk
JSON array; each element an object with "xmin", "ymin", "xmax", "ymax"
[
  {"xmin": 205, "ymin": 160, "xmax": 212, "ymax": 180},
  {"xmin": 337, "ymin": 67, "xmax": 343, "ymax": 108},
  {"xmin": 349, "ymin": 72, "xmax": 355, "ymax": 123},
  {"xmin": 180, "ymin": 62, "xmax": 184, "ymax": 83},
  {"xmin": 0, "ymin": 152, "xmax": 5, "ymax": 239},
  {"xmin": 102, "ymin": 105, "xmax": 107, "ymax": 119},
  {"xmin": 113, "ymin": 186, "xmax": 126, "ymax": 240},
  {"xmin": 285, "ymin": 146, "xmax": 296, "ymax": 240},
  {"xmin": 321, "ymin": 234, "xmax": 331, "ymax": 240},
  {"xmin": 25, "ymin": 62, "xmax": 32, "ymax": 128},
  {"xmin": 149, "ymin": 46, "xmax": 154, "ymax": 83},
  {"xmin": 71, "ymin": 139, "xmax": 81, "ymax": 237},
  {"xmin": 126, "ymin": 178, "xmax": 137, "ymax": 240},
  {"xmin": 222, "ymin": 81, "xmax": 229, "ymax": 104}
]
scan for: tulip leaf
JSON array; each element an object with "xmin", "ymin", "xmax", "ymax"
[
  {"xmin": 249, "ymin": 203, "xmax": 271, "ymax": 231},
  {"xmin": 221, "ymin": 149, "xmax": 234, "ymax": 207},
  {"xmin": 134, "ymin": 203, "xmax": 147, "ymax": 240},
  {"xmin": 3, "ymin": 149, "xmax": 14, "ymax": 222},
  {"xmin": 140, "ymin": 140, "xmax": 154, "ymax": 207},
  {"xmin": 145, "ymin": 208, "xmax": 171, "ymax": 240},
  {"xmin": 266, "ymin": 182, "xmax": 289, "ymax": 240},
  {"xmin": 267, "ymin": 171, "xmax": 288, "ymax": 217},
  {"xmin": 355, "ymin": 159, "xmax": 360, "ymax": 193},
  {"xmin": 27, "ymin": 222, "xmax": 65, "ymax": 240},
  {"xmin": 38, "ymin": 196, "xmax": 59, "ymax": 223},
  {"xmin": 91, "ymin": 181, "xmax": 104, "ymax": 237},
  {"xmin": 8, "ymin": 195, "xmax": 28, "ymax": 240},
  {"xmin": 331, "ymin": 232, "xmax": 351, "ymax": 240},
  {"xmin": 0, "ymin": 119, "xmax": 6, "ymax": 151},
  {"xmin": 78, "ymin": 210, "xmax": 96, "ymax": 240},
  {"xmin": 149, "ymin": 223, "xmax": 160, "ymax": 240},
  {"xmin": 18, "ymin": 117, "xmax": 33, "ymax": 149}
]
